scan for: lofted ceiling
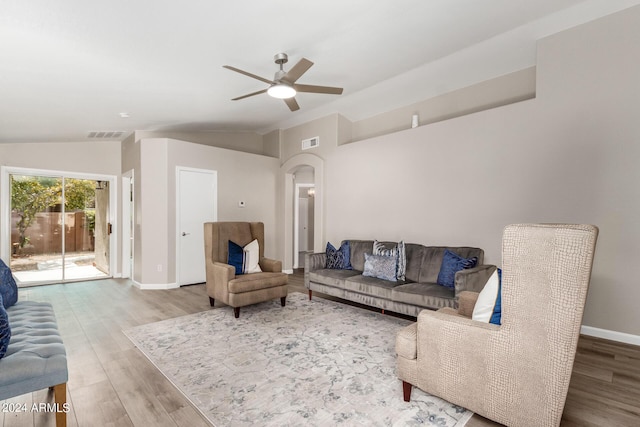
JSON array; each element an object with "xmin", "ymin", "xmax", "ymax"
[{"xmin": 1, "ymin": 0, "xmax": 638, "ymax": 143}]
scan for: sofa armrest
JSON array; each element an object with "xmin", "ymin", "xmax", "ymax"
[
  {"xmin": 260, "ymin": 257, "xmax": 282, "ymax": 273},
  {"xmin": 304, "ymin": 252, "xmax": 326, "ymax": 289},
  {"xmin": 454, "ymin": 264, "xmax": 497, "ymax": 295},
  {"xmin": 457, "ymin": 291, "xmax": 480, "ymax": 318}
]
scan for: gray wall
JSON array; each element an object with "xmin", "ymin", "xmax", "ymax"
[
  {"xmin": 128, "ymin": 138, "xmax": 279, "ymax": 286},
  {"xmin": 293, "ymin": 7, "xmax": 640, "ymax": 336}
]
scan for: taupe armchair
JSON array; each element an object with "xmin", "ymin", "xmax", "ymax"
[
  {"xmin": 204, "ymin": 222, "xmax": 288, "ymax": 318},
  {"xmin": 396, "ymin": 224, "xmax": 598, "ymax": 427}
]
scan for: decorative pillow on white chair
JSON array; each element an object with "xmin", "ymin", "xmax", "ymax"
[{"xmin": 472, "ymin": 268, "xmax": 502, "ymax": 325}]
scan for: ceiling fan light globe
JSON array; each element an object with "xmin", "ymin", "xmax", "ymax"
[{"xmin": 268, "ymin": 83, "xmax": 296, "ymax": 99}]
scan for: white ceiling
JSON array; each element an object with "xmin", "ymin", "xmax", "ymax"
[{"xmin": 1, "ymin": 0, "xmax": 638, "ymax": 143}]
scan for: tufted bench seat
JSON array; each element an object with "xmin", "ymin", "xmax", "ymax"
[{"xmin": 0, "ymin": 301, "xmax": 68, "ymax": 427}]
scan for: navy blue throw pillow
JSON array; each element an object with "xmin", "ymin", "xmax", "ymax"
[
  {"xmin": 436, "ymin": 249, "xmax": 478, "ymax": 289},
  {"xmin": 0, "ymin": 258, "xmax": 18, "ymax": 308},
  {"xmin": 339, "ymin": 241, "xmax": 352, "ymax": 270},
  {"xmin": 0, "ymin": 294, "xmax": 11, "ymax": 359},
  {"xmin": 228, "ymin": 240, "xmax": 245, "ymax": 275},
  {"xmin": 325, "ymin": 242, "xmax": 346, "ymax": 269}
]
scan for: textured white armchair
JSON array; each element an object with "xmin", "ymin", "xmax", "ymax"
[{"xmin": 396, "ymin": 224, "xmax": 598, "ymax": 427}]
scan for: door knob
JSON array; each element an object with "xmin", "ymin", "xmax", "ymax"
[{"xmin": 182, "ymin": 232, "xmax": 190, "ymax": 236}]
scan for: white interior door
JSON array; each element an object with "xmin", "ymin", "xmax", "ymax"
[
  {"xmin": 177, "ymin": 167, "xmax": 217, "ymax": 286},
  {"xmin": 298, "ymin": 197, "xmax": 309, "ymax": 252}
]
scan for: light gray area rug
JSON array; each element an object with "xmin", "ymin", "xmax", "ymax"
[{"xmin": 124, "ymin": 292, "xmax": 472, "ymax": 426}]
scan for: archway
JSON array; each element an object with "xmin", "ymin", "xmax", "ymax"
[{"xmin": 280, "ymin": 154, "xmax": 324, "ymax": 272}]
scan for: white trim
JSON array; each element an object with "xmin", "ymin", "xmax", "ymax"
[
  {"xmin": 132, "ymin": 280, "xmax": 179, "ymax": 290},
  {"xmin": 1, "ymin": 166, "xmax": 117, "ymax": 280},
  {"xmin": 283, "ymin": 269, "xmax": 294, "ymax": 274},
  {"xmin": 175, "ymin": 166, "xmax": 217, "ymax": 287},
  {"xmin": 293, "ymin": 183, "xmax": 314, "ymax": 269},
  {"xmin": 121, "ymin": 170, "xmax": 133, "ymax": 279},
  {"xmin": 581, "ymin": 325, "xmax": 640, "ymax": 346}
]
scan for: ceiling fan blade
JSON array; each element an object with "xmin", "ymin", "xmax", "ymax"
[
  {"xmin": 284, "ymin": 97, "xmax": 300, "ymax": 112},
  {"xmin": 231, "ymin": 89, "xmax": 268, "ymax": 101},
  {"xmin": 223, "ymin": 65, "xmax": 274, "ymax": 85},
  {"xmin": 282, "ymin": 58, "xmax": 313, "ymax": 83},
  {"xmin": 294, "ymin": 84, "xmax": 343, "ymax": 95}
]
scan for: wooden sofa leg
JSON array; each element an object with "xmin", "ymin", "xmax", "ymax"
[
  {"xmin": 234, "ymin": 307, "xmax": 240, "ymax": 318},
  {"xmin": 209, "ymin": 297, "xmax": 215, "ymax": 307},
  {"xmin": 281, "ymin": 296, "xmax": 286, "ymax": 307},
  {"xmin": 308, "ymin": 290, "xmax": 312, "ymax": 300},
  {"xmin": 54, "ymin": 383, "xmax": 67, "ymax": 427},
  {"xmin": 402, "ymin": 381, "xmax": 412, "ymax": 402}
]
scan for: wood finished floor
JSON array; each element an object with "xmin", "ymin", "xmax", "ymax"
[{"xmin": 1, "ymin": 271, "xmax": 639, "ymax": 426}]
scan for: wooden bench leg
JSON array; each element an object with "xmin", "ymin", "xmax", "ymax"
[{"xmin": 54, "ymin": 383, "xmax": 67, "ymax": 427}]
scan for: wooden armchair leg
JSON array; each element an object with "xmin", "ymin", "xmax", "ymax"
[
  {"xmin": 308, "ymin": 290, "xmax": 312, "ymax": 300},
  {"xmin": 402, "ymin": 381, "xmax": 412, "ymax": 402},
  {"xmin": 234, "ymin": 307, "xmax": 240, "ymax": 318},
  {"xmin": 53, "ymin": 383, "xmax": 67, "ymax": 427},
  {"xmin": 209, "ymin": 297, "xmax": 215, "ymax": 307},
  {"xmin": 281, "ymin": 296, "xmax": 286, "ymax": 307}
]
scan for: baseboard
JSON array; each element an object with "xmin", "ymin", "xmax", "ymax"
[
  {"xmin": 132, "ymin": 280, "xmax": 179, "ymax": 290},
  {"xmin": 581, "ymin": 325, "xmax": 640, "ymax": 346},
  {"xmin": 283, "ymin": 269, "xmax": 294, "ymax": 274}
]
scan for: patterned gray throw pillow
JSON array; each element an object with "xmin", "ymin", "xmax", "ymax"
[
  {"xmin": 363, "ymin": 253, "xmax": 397, "ymax": 282},
  {"xmin": 373, "ymin": 240, "xmax": 407, "ymax": 281}
]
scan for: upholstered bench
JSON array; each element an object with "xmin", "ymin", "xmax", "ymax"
[{"xmin": 0, "ymin": 301, "xmax": 68, "ymax": 427}]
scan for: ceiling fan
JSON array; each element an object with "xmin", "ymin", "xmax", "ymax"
[{"xmin": 223, "ymin": 53, "xmax": 344, "ymax": 111}]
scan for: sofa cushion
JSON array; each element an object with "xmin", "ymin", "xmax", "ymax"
[
  {"xmin": 418, "ymin": 247, "xmax": 484, "ymax": 284},
  {"xmin": 437, "ymin": 249, "xmax": 477, "ymax": 289},
  {"xmin": 348, "ymin": 240, "xmax": 374, "ymax": 272},
  {"xmin": 363, "ymin": 253, "xmax": 397, "ymax": 281},
  {"xmin": 309, "ymin": 269, "xmax": 361, "ymax": 289},
  {"xmin": 326, "ymin": 241, "xmax": 351, "ymax": 269},
  {"xmin": 373, "ymin": 240, "xmax": 407, "ymax": 281},
  {"xmin": 344, "ymin": 275, "xmax": 402, "ymax": 300},
  {"xmin": 392, "ymin": 282, "xmax": 456, "ymax": 310},
  {"xmin": 0, "ymin": 259, "xmax": 18, "ymax": 309}
]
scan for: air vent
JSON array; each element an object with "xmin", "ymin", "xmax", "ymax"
[
  {"xmin": 88, "ymin": 131, "xmax": 124, "ymax": 139},
  {"xmin": 301, "ymin": 136, "xmax": 319, "ymax": 150}
]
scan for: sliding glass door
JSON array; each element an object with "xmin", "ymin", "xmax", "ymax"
[{"xmin": 8, "ymin": 173, "xmax": 110, "ymax": 286}]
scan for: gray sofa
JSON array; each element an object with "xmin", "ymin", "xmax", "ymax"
[{"xmin": 304, "ymin": 240, "xmax": 494, "ymax": 317}]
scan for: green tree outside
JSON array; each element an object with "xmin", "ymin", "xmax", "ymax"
[{"xmin": 10, "ymin": 176, "xmax": 97, "ymax": 250}]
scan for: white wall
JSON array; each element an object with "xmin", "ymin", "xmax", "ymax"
[{"xmin": 311, "ymin": 6, "xmax": 640, "ymax": 336}]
